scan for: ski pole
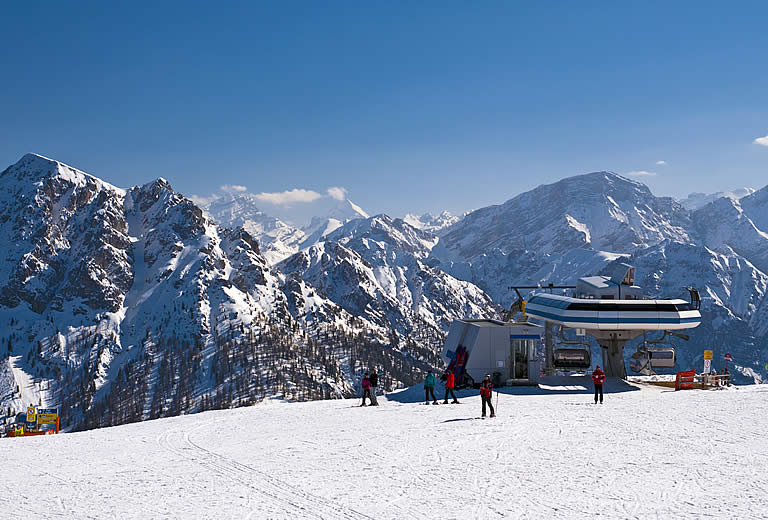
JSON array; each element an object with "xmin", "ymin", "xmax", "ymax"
[{"xmin": 495, "ymin": 390, "xmax": 499, "ymax": 413}]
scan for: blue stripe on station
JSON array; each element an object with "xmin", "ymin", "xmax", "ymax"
[
  {"xmin": 525, "ymin": 308, "xmax": 701, "ymax": 325},
  {"xmin": 509, "ymin": 334, "xmax": 541, "ymax": 339}
]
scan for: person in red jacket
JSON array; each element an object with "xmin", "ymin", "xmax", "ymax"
[
  {"xmin": 360, "ymin": 372, "xmax": 372, "ymax": 407},
  {"xmin": 480, "ymin": 374, "xmax": 495, "ymax": 417},
  {"xmin": 442, "ymin": 370, "xmax": 459, "ymax": 404},
  {"xmin": 592, "ymin": 365, "xmax": 606, "ymax": 404}
]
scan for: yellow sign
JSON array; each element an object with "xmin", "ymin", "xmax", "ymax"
[
  {"xmin": 37, "ymin": 413, "xmax": 57, "ymax": 426},
  {"xmin": 37, "ymin": 408, "xmax": 58, "ymax": 431},
  {"xmin": 26, "ymin": 406, "xmax": 36, "ymax": 423},
  {"xmin": 704, "ymin": 350, "xmax": 713, "ymax": 360}
]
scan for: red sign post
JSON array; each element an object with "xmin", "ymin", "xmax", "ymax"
[{"xmin": 724, "ymin": 353, "xmax": 733, "ymax": 372}]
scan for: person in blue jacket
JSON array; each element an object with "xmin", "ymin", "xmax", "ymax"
[{"xmin": 424, "ymin": 369, "xmax": 438, "ymax": 405}]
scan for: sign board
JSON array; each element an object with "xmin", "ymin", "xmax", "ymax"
[
  {"xmin": 37, "ymin": 408, "xmax": 58, "ymax": 427},
  {"xmin": 724, "ymin": 353, "xmax": 733, "ymax": 361},
  {"xmin": 704, "ymin": 350, "xmax": 713, "ymax": 360},
  {"xmin": 576, "ymin": 328, "xmax": 586, "ymax": 336},
  {"xmin": 704, "ymin": 359, "xmax": 712, "ymax": 374},
  {"xmin": 26, "ymin": 406, "xmax": 36, "ymax": 423}
]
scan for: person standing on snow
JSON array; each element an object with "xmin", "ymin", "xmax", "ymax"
[
  {"xmin": 480, "ymin": 374, "xmax": 495, "ymax": 418},
  {"xmin": 360, "ymin": 372, "xmax": 372, "ymax": 407},
  {"xmin": 443, "ymin": 370, "xmax": 459, "ymax": 404},
  {"xmin": 369, "ymin": 369, "xmax": 379, "ymax": 406},
  {"xmin": 424, "ymin": 369, "xmax": 438, "ymax": 405},
  {"xmin": 592, "ymin": 364, "xmax": 606, "ymax": 404}
]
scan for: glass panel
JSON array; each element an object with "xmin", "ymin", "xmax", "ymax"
[{"xmin": 514, "ymin": 340, "xmax": 528, "ymax": 379}]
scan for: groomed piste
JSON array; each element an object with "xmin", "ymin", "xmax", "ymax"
[{"xmin": 1, "ymin": 382, "xmax": 765, "ymax": 519}]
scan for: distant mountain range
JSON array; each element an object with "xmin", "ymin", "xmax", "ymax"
[{"xmin": 1, "ymin": 155, "xmax": 766, "ymax": 432}]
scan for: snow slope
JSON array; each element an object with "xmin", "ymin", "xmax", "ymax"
[{"xmin": 1, "ymin": 383, "xmax": 765, "ymax": 519}]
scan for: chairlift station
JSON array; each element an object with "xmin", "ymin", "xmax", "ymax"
[{"xmin": 442, "ymin": 264, "xmax": 702, "ymax": 385}]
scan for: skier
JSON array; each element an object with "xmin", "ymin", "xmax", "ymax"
[
  {"xmin": 592, "ymin": 364, "xmax": 606, "ymax": 404},
  {"xmin": 443, "ymin": 370, "xmax": 459, "ymax": 404},
  {"xmin": 424, "ymin": 369, "xmax": 438, "ymax": 405},
  {"xmin": 369, "ymin": 369, "xmax": 379, "ymax": 406},
  {"xmin": 360, "ymin": 372, "xmax": 372, "ymax": 407},
  {"xmin": 480, "ymin": 374, "xmax": 495, "ymax": 418}
]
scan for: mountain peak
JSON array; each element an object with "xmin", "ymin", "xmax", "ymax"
[
  {"xmin": 301, "ymin": 198, "xmax": 369, "ymax": 240},
  {"xmin": 324, "ymin": 198, "xmax": 369, "ymax": 221},
  {"xmin": 3, "ymin": 153, "xmax": 125, "ymax": 195}
]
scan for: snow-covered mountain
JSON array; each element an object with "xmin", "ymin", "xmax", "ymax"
[
  {"xmin": 205, "ymin": 194, "xmax": 370, "ymax": 264},
  {"xmin": 299, "ymin": 198, "xmax": 370, "ymax": 248},
  {"xmin": 402, "ymin": 211, "xmax": 462, "ymax": 235},
  {"xmin": 432, "ymin": 171, "xmax": 692, "ymax": 303},
  {"xmin": 0, "ymin": 154, "xmax": 496, "ymax": 431},
  {"xmin": 679, "ymin": 187, "xmax": 756, "ymax": 210},
  {"xmin": 206, "ymin": 193, "xmax": 306, "ymax": 264},
  {"xmin": 280, "ymin": 215, "xmax": 497, "ymax": 336}
]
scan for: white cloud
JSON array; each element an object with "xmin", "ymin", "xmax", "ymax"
[
  {"xmin": 754, "ymin": 135, "xmax": 768, "ymax": 147},
  {"xmin": 627, "ymin": 170, "xmax": 657, "ymax": 177},
  {"xmin": 327, "ymin": 187, "xmax": 347, "ymax": 200},
  {"xmin": 220, "ymin": 184, "xmax": 247, "ymax": 193},
  {"xmin": 655, "ymin": 160, "xmax": 666, "ymax": 165},
  {"xmin": 253, "ymin": 188, "xmax": 324, "ymax": 206}
]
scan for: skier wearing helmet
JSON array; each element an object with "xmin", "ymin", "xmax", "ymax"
[
  {"xmin": 592, "ymin": 365, "xmax": 606, "ymax": 404},
  {"xmin": 480, "ymin": 374, "xmax": 495, "ymax": 418}
]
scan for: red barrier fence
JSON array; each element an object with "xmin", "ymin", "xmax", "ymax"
[{"xmin": 675, "ymin": 369, "xmax": 696, "ymax": 391}]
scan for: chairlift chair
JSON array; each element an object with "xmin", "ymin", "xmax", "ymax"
[
  {"xmin": 648, "ymin": 347, "xmax": 676, "ymax": 369},
  {"xmin": 630, "ymin": 331, "xmax": 680, "ymax": 374},
  {"xmin": 552, "ymin": 327, "xmax": 591, "ymax": 370},
  {"xmin": 552, "ymin": 347, "xmax": 592, "ymax": 370}
]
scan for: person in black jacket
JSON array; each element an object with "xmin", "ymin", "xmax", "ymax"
[{"xmin": 369, "ymin": 369, "xmax": 379, "ymax": 406}]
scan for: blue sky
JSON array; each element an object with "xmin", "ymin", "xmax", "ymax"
[{"xmin": 1, "ymin": 1, "xmax": 767, "ymax": 220}]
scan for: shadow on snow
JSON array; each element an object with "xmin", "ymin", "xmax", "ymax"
[{"xmin": 385, "ymin": 376, "xmax": 639, "ymax": 404}]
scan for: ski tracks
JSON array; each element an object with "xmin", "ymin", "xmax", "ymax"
[{"xmin": 156, "ymin": 421, "xmax": 373, "ymax": 520}]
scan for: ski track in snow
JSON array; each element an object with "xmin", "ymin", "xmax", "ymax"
[{"xmin": 1, "ymin": 384, "xmax": 767, "ymax": 519}]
